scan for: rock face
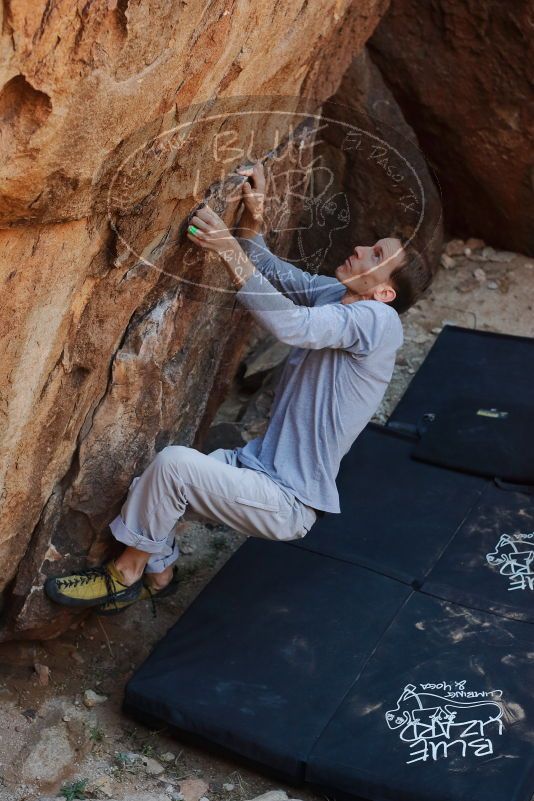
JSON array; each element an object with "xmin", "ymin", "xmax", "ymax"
[
  {"xmin": 369, "ymin": 0, "xmax": 533, "ymax": 255},
  {"xmin": 0, "ymin": 1, "xmax": 388, "ymax": 638}
]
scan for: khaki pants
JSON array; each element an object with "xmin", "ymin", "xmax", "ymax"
[{"xmin": 109, "ymin": 445, "xmax": 318, "ymax": 573}]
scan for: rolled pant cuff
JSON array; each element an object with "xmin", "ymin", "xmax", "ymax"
[
  {"xmin": 145, "ymin": 550, "xmax": 180, "ymax": 574},
  {"xmin": 109, "ymin": 514, "xmax": 171, "ymax": 555}
]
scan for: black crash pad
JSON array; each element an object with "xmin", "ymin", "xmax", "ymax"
[
  {"xmin": 124, "ymin": 538, "xmax": 410, "ymax": 781},
  {"xmin": 306, "ymin": 593, "xmax": 534, "ymax": 801},
  {"xmin": 124, "ymin": 325, "xmax": 534, "ymax": 801},
  {"xmin": 292, "ymin": 424, "xmax": 486, "ymax": 586},
  {"xmin": 421, "ymin": 482, "xmax": 534, "ymax": 623},
  {"xmin": 412, "ymin": 399, "xmax": 534, "ymax": 484},
  {"xmin": 388, "ymin": 325, "xmax": 534, "ymax": 430}
]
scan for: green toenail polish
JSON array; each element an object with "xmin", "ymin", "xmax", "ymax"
[{"xmin": 188, "ymin": 224, "xmax": 199, "ymax": 235}]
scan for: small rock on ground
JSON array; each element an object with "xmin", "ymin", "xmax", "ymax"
[
  {"xmin": 246, "ymin": 792, "xmax": 305, "ymax": 801},
  {"xmin": 444, "ymin": 238, "xmax": 465, "ymax": 256},
  {"xmin": 139, "ymin": 755, "xmax": 165, "ymax": 776},
  {"xmin": 83, "ymin": 689, "xmax": 108, "ymax": 708},
  {"xmin": 22, "ymin": 725, "xmax": 75, "ymax": 784},
  {"xmin": 86, "ymin": 775, "xmax": 114, "ymax": 797},
  {"xmin": 440, "ymin": 253, "xmax": 455, "ymax": 269},
  {"xmin": 178, "ymin": 778, "xmax": 210, "ymax": 801}
]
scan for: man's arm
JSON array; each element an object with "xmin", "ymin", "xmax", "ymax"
[
  {"xmin": 234, "ymin": 209, "xmax": 341, "ymax": 307},
  {"xmin": 185, "ymin": 204, "xmax": 388, "ymax": 355},
  {"xmin": 223, "ymin": 237, "xmax": 389, "ymax": 355}
]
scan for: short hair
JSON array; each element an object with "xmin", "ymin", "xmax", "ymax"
[{"xmin": 387, "ymin": 242, "xmax": 433, "ymax": 315}]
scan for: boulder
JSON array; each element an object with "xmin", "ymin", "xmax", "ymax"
[
  {"xmin": 369, "ymin": 0, "xmax": 533, "ymax": 254},
  {"xmin": 286, "ymin": 49, "xmax": 443, "ymax": 281},
  {"xmin": 201, "ymin": 422, "xmax": 247, "ymax": 454},
  {"xmin": 242, "ymin": 337, "xmax": 292, "ymax": 392},
  {"xmin": 0, "ymin": 0, "xmax": 388, "ymax": 639}
]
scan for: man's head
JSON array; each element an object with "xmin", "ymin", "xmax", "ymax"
[{"xmin": 335, "ymin": 237, "xmax": 431, "ymax": 313}]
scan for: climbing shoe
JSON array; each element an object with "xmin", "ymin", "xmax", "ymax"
[
  {"xmin": 95, "ymin": 566, "xmax": 181, "ymax": 616},
  {"xmin": 44, "ymin": 561, "xmax": 143, "ymax": 609}
]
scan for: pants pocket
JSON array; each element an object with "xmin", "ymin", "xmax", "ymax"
[{"xmin": 235, "ymin": 495, "xmax": 280, "ymax": 513}]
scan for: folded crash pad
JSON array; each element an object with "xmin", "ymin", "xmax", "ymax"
[
  {"xmin": 411, "ymin": 398, "xmax": 534, "ymax": 484},
  {"xmin": 292, "ymin": 424, "xmax": 486, "ymax": 586},
  {"xmin": 388, "ymin": 326, "xmax": 534, "ymax": 432},
  {"xmin": 124, "ymin": 538, "xmax": 410, "ymax": 781},
  {"xmin": 306, "ymin": 593, "xmax": 534, "ymax": 801}
]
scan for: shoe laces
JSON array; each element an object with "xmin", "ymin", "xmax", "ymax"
[
  {"xmin": 58, "ymin": 565, "xmax": 120, "ymax": 612},
  {"xmin": 143, "ymin": 570, "xmax": 178, "ymax": 618},
  {"xmin": 144, "ymin": 584, "xmax": 158, "ymax": 619}
]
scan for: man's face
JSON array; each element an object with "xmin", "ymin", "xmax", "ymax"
[{"xmin": 334, "ymin": 237, "xmax": 406, "ymax": 296}]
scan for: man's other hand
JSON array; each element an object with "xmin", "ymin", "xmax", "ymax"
[
  {"xmin": 187, "ymin": 204, "xmax": 235, "ymax": 256},
  {"xmin": 236, "ymin": 160, "xmax": 265, "ymax": 222}
]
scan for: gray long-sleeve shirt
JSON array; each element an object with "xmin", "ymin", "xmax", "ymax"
[{"xmin": 233, "ymin": 233, "xmax": 403, "ymax": 513}]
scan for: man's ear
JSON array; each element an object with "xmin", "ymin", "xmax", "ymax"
[{"xmin": 372, "ymin": 283, "xmax": 396, "ymax": 304}]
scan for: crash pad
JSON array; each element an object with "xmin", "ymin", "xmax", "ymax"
[
  {"xmin": 124, "ymin": 538, "xmax": 410, "ymax": 781},
  {"xmin": 292, "ymin": 423, "xmax": 486, "ymax": 586},
  {"xmin": 306, "ymin": 593, "xmax": 534, "ymax": 801}
]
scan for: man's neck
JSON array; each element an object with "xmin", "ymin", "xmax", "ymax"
[{"xmin": 340, "ymin": 286, "xmax": 368, "ymax": 305}]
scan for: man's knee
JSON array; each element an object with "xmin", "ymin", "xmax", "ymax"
[
  {"xmin": 264, "ymin": 519, "xmax": 309, "ymax": 543},
  {"xmin": 283, "ymin": 526, "xmax": 308, "ymax": 542},
  {"xmin": 275, "ymin": 508, "xmax": 316, "ymax": 543},
  {"xmin": 154, "ymin": 445, "xmax": 195, "ymax": 472}
]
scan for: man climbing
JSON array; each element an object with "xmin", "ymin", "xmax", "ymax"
[{"xmin": 45, "ymin": 160, "xmax": 432, "ymax": 614}]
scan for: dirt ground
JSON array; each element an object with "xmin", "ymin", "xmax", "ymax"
[{"xmin": 1, "ymin": 240, "xmax": 532, "ymax": 801}]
